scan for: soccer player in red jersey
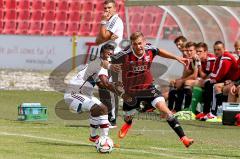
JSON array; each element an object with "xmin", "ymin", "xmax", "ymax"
[
  {"xmin": 201, "ymin": 41, "xmax": 238, "ymax": 120},
  {"xmin": 111, "ymin": 31, "xmax": 194, "ymax": 148}
]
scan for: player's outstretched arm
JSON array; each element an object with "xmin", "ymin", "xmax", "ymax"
[
  {"xmin": 101, "ymin": 60, "xmax": 121, "ymax": 72},
  {"xmin": 158, "ymin": 49, "xmax": 187, "ymax": 66}
]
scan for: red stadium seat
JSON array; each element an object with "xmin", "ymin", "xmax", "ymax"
[
  {"xmin": 5, "ymin": 0, "xmax": 16, "ymax": 9},
  {"xmin": 153, "ymin": 12, "xmax": 163, "ymax": 25},
  {"xmin": 3, "ymin": 20, "xmax": 16, "ymax": 34},
  {"xmin": 41, "ymin": 21, "xmax": 54, "ymax": 35},
  {"xmin": 81, "ymin": 2, "xmax": 93, "ymax": 12},
  {"xmin": 79, "ymin": 23, "xmax": 91, "ymax": 36},
  {"xmin": 54, "ymin": 22, "xmax": 67, "ymax": 35},
  {"xmin": 0, "ymin": 20, "xmax": 3, "ymax": 33},
  {"xmin": 16, "ymin": 21, "xmax": 29, "ymax": 34},
  {"xmin": 29, "ymin": 21, "xmax": 42, "ymax": 34},
  {"xmin": 117, "ymin": 3, "xmax": 124, "ymax": 12},
  {"xmin": 66, "ymin": 22, "xmax": 79, "ymax": 35},
  {"xmin": 43, "ymin": 11, "xmax": 55, "ymax": 21},
  {"xmin": 152, "ymin": 24, "xmax": 160, "ymax": 38},
  {"xmin": 81, "ymin": 11, "xmax": 92, "ymax": 22},
  {"xmin": 95, "ymin": 2, "xmax": 103, "ymax": 12},
  {"xmin": 142, "ymin": 13, "xmax": 154, "ymax": 24},
  {"xmin": 45, "ymin": 0, "xmax": 56, "ymax": 11},
  {"xmin": 92, "ymin": 12, "xmax": 102, "ymax": 22},
  {"xmin": 129, "ymin": 13, "xmax": 142, "ymax": 24},
  {"xmin": 69, "ymin": 0, "xmax": 81, "ymax": 11},
  {"xmin": 4, "ymin": 10, "xmax": 16, "ymax": 20},
  {"xmin": 57, "ymin": 0, "xmax": 68, "ymax": 11},
  {"xmin": 141, "ymin": 24, "xmax": 153, "ymax": 38},
  {"xmin": 0, "ymin": 8, "xmax": 3, "ymax": 19},
  {"xmin": 68, "ymin": 11, "xmax": 81, "ymax": 22},
  {"xmin": 0, "ymin": 0, "xmax": 4, "ymax": 9},
  {"xmin": 17, "ymin": 0, "xmax": 29, "ymax": 10},
  {"xmin": 17, "ymin": 10, "xmax": 29, "ymax": 20},
  {"xmin": 165, "ymin": 16, "xmax": 177, "ymax": 27},
  {"xmin": 90, "ymin": 22, "xmax": 100, "ymax": 36},
  {"xmin": 31, "ymin": 10, "xmax": 42, "ymax": 21},
  {"xmin": 130, "ymin": 24, "xmax": 141, "ymax": 33},
  {"xmin": 32, "ymin": 0, "xmax": 43, "ymax": 10},
  {"xmin": 128, "ymin": 7, "xmax": 144, "ymax": 14},
  {"xmin": 56, "ymin": 11, "xmax": 67, "ymax": 22}
]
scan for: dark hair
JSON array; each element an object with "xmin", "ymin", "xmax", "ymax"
[
  {"xmin": 174, "ymin": 36, "xmax": 187, "ymax": 44},
  {"xmin": 130, "ymin": 31, "xmax": 144, "ymax": 41},
  {"xmin": 104, "ymin": 0, "xmax": 116, "ymax": 6},
  {"xmin": 185, "ymin": 41, "xmax": 196, "ymax": 48},
  {"xmin": 214, "ymin": 41, "xmax": 225, "ymax": 47},
  {"xmin": 196, "ymin": 42, "xmax": 208, "ymax": 51},
  {"xmin": 100, "ymin": 43, "xmax": 115, "ymax": 54}
]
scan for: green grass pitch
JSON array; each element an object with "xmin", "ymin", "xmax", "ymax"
[{"xmin": 0, "ymin": 90, "xmax": 239, "ymax": 159}]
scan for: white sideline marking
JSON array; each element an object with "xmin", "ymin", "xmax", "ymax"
[
  {"xmin": 151, "ymin": 146, "xmax": 239, "ymax": 152},
  {"xmin": 0, "ymin": 131, "xmax": 185, "ymax": 158}
]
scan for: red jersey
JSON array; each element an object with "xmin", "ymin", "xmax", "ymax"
[
  {"xmin": 210, "ymin": 52, "xmax": 238, "ymax": 82},
  {"xmin": 201, "ymin": 53, "xmax": 216, "ymax": 75},
  {"xmin": 235, "ymin": 58, "xmax": 240, "ymax": 81},
  {"xmin": 112, "ymin": 44, "xmax": 159, "ymax": 94}
]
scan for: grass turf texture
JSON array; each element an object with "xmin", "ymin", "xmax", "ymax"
[{"xmin": 0, "ymin": 90, "xmax": 240, "ymax": 159}]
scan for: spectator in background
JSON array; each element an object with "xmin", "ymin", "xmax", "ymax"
[
  {"xmin": 95, "ymin": 0, "xmax": 124, "ymax": 128},
  {"xmin": 200, "ymin": 41, "xmax": 238, "ymax": 120},
  {"xmin": 95, "ymin": 0, "xmax": 123, "ymax": 53},
  {"xmin": 223, "ymin": 42, "xmax": 240, "ymax": 103},
  {"xmin": 174, "ymin": 36, "xmax": 187, "ymax": 57},
  {"xmin": 168, "ymin": 42, "xmax": 199, "ymax": 112},
  {"xmin": 233, "ymin": 40, "xmax": 240, "ymax": 59}
]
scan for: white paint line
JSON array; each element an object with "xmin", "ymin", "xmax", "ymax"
[
  {"xmin": 151, "ymin": 146, "xmax": 239, "ymax": 152},
  {"xmin": 0, "ymin": 131, "xmax": 186, "ymax": 158}
]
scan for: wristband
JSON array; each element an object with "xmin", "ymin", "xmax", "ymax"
[{"xmin": 101, "ymin": 21, "xmax": 107, "ymax": 25}]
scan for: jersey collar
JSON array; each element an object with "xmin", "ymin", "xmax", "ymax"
[{"xmin": 131, "ymin": 47, "xmax": 145, "ymax": 59}]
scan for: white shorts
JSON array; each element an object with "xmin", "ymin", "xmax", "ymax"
[{"xmin": 64, "ymin": 93, "xmax": 102, "ymax": 113}]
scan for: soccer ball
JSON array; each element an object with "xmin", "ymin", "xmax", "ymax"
[{"xmin": 96, "ymin": 136, "xmax": 114, "ymax": 153}]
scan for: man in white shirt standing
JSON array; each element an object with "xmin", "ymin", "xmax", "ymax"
[
  {"xmin": 96, "ymin": 0, "xmax": 123, "ymax": 53},
  {"xmin": 96, "ymin": 0, "xmax": 124, "ymax": 127}
]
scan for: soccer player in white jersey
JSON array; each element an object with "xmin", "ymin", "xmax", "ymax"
[
  {"xmin": 64, "ymin": 44, "xmax": 126, "ymax": 143},
  {"xmin": 96, "ymin": 0, "xmax": 124, "ymax": 128},
  {"xmin": 96, "ymin": 0, "xmax": 123, "ymax": 53}
]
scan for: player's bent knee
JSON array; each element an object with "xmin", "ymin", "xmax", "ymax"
[
  {"xmin": 151, "ymin": 96, "xmax": 165, "ymax": 108},
  {"xmin": 90, "ymin": 104, "xmax": 108, "ymax": 117}
]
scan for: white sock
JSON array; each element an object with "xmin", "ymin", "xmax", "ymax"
[
  {"xmin": 99, "ymin": 115, "xmax": 109, "ymax": 136},
  {"xmin": 89, "ymin": 116, "xmax": 99, "ymax": 137}
]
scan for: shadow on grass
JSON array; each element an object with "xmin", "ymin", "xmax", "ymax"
[{"xmin": 65, "ymin": 124, "xmax": 89, "ymax": 128}]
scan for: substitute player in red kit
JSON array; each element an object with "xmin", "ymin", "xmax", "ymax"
[{"xmin": 111, "ymin": 31, "xmax": 194, "ymax": 148}]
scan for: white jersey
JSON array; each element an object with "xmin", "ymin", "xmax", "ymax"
[
  {"xmin": 105, "ymin": 14, "xmax": 123, "ymax": 54},
  {"xmin": 67, "ymin": 58, "xmax": 108, "ymax": 97}
]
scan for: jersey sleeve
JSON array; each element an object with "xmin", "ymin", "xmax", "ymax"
[
  {"xmin": 210, "ymin": 59, "xmax": 232, "ymax": 82},
  {"xmin": 98, "ymin": 67, "xmax": 108, "ymax": 77},
  {"xmin": 145, "ymin": 44, "xmax": 160, "ymax": 57},
  {"xmin": 107, "ymin": 16, "xmax": 119, "ymax": 34},
  {"xmin": 111, "ymin": 51, "xmax": 125, "ymax": 64}
]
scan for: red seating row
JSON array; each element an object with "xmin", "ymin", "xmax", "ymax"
[
  {"xmin": 1, "ymin": 9, "xmax": 116, "ymax": 23},
  {"xmin": 0, "ymin": 0, "xmax": 124, "ymax": 13},
  {"xmin": 0, "ymin": 20, "xmax": 100, "ymax": 36}
]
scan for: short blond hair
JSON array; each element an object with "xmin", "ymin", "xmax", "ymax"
[{"xmin": 130, "ymin": 31, "xmax": 144, "ymax": 41}]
